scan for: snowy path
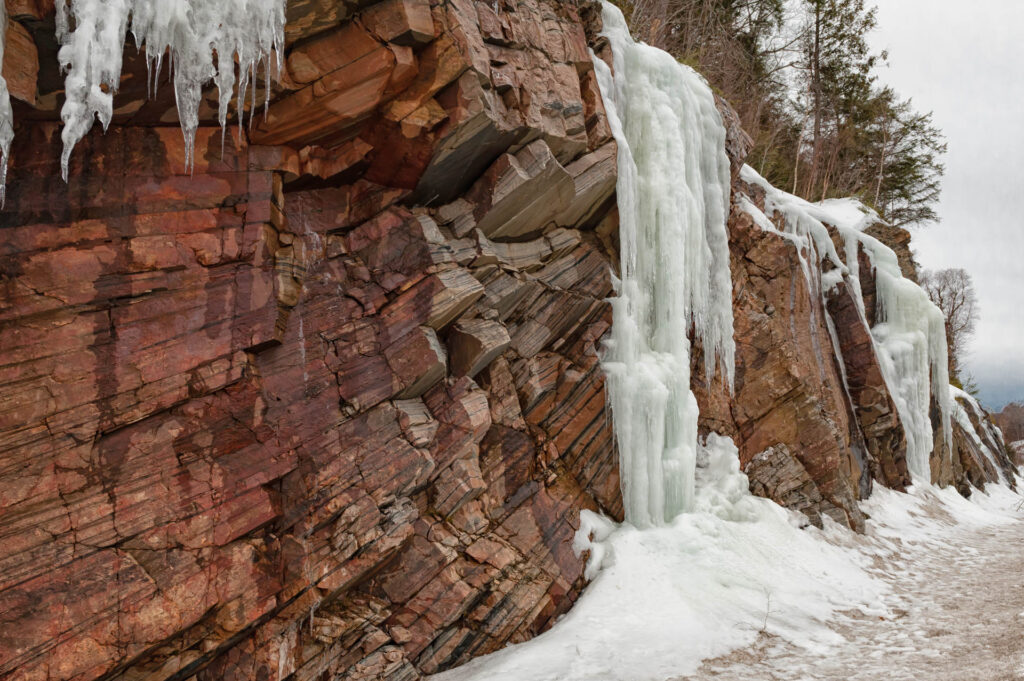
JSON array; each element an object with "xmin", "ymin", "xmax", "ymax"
[{"xmin": 687, "ymin": 492, "xmax": 1024, "ymax": 681}]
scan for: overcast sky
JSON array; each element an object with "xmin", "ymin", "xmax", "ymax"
[{"xmin": 871, "ymin": 1, "xmax": 1024, "ymax": 411}]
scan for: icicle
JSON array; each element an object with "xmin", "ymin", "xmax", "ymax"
[
  {"xmin": 0, "ymin": 3, "xmax": 14, "ymax": 205},
  {"xmin": 595, "ymin": 2, "xmax": 735, "ymax": 528},
  {"xmin": 54, "ymin": 0, "xmax": 285, "ymax": 179},
  {"xmin": 55, "ymin": 0, "xmax": 133, "ymax": 181}
]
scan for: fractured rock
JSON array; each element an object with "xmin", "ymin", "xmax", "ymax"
[
  {"xmin": 467, "ymin": 139, "xmax": 576, "ymax": 241},
  {"xmin": 745, "ymin": 444, "xmax": 825, "ymax": 528},
  {"xmin": 386, "ymin": 326, "xmax": 448, "ymax": 399},
  {"xmin": 448, "ymin": 319, "xmax": 512, "ymax": 378}
]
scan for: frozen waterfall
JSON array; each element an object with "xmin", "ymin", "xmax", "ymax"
[{"xmin": 594, "ymin": 2, "xmax": 735, "ymax": 527}]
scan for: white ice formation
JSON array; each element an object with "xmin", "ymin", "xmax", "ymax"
[
  {"xmin": 0, "ymin": 3, "xmax": 15, "ymax": 206},
  {"xmin": 593, "ymin": 1, "xmax": 735, "ymax": 527},
  {"xmin": 739, "ymin": 165, "xmax": 952, "ymax": 483},
  {"xmin": 950, "ymin": 385, "xmax": 1009, "ymax": 484},
  {"xmin": 53, "ymin": 0, "xmax": 286, "ymax": 180}
]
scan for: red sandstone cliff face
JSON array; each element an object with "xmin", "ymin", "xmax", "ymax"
[
  {"xmin": 1, "ymin": 2, "xmax": 619, "ymax": 679},
  {"xmin": 0, "ymin": 3, "xmax": 1017, "ymax": 681}
]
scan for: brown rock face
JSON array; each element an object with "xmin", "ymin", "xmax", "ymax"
[
  {"xmin": 694, "ymin": 204, "xmax": 868, "ymax": 531},
  {"xmin": 825, "ymin": 274, "xmax": 910, "ymax": 491},
  {"xmin": 744, "ymin": 444, "xmax": 825, "ymax": 528},
  {"xmin": 0, "ymin": 2, "xmax": 620, "ymax": 680},
  {"xmin": 994, "ymin": 402, "xmax": 1024, "ymax": 443}
]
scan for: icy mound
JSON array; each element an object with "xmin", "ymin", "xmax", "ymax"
[{"xmin": 595, "ymin": 1, "xmax": 734, "ymax": 527}]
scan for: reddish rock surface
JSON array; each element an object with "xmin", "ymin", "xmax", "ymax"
[
  {"xmin": 994, "ymin": 402, "xmax": 1024, "ymax": 444},
  {"xmin": 693, "ymin": 204, "xmax": 868, "ymax": 531},
  {"xmin": 0, "ymin": 2, "xmax": 1016, "ymax": 681},
  {"xmin": 0, "ymin": 2, "xmax": 619, "ymax": 680}
]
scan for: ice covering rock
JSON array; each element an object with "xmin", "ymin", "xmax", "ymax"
[
  {"xmin": 0, "ymin": 3, "xmax": 14, "ymax": 205},
  {"xmin": 740, "ymin": 164, "xmax": 951, "ymax": 484},
  {"xmin": 594, "ymin": 1, "xmax": 734, "ymax": 527},
  {"xmin": 55, "ymin": 0, "xmax": 285, "ymax": 179}
]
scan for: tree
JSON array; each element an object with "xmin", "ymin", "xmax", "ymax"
[
  {"xmin": 608, "ymin": 0, "xmax": 946, "ymax": 229},
  {"xmin": 866, "ymin": 89, "xmax": 946, "ymax": 227},
  {"xmin": 921, "ymin": 268, "xmax": 978, "ymax": 381},
  {"xmin": 796, "ymin": 0, "xmax": 880, "ymax": 200}
]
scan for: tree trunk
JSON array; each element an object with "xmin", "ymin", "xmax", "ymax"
[{"xmin": 808, "ymin": 1, "xmax": 822, "ymax": 198}]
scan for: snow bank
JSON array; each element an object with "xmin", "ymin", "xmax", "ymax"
[
  {"xmin": 54, "ymin": 0, "xmax": 286, "ymax": 179},
  {"xmin": 594, "ymin": 0, "xmax": 734, "ymax": 526},
  {"xmin": 433, "ymin": 436, "xmax": 888, "ymax": 681},
  {"xmin": 433, "ymin": 439, "xmax": 1024, "ymax": 681}
]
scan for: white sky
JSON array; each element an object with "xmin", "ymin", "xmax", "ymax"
[{"xmin": 871, "ymin": 1, "xmax": 1024, "ymax": 410}]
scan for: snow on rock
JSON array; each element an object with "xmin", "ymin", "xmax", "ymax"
[
  {"xmin": 594, "ymin": 0, "xmax": 734, "ymax": 527},
  {"xmin": 54, "ymin": 0, "xmax": 286, "ymax": 179},
  {"xmin": 740, "ymin": 164, "xmax": 951, "ymax": 484},
  {"xmin": 949, "ymin": 385, "xmax": 1011, "ymax": 485}
]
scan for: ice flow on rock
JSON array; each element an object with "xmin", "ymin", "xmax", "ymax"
[
  {"xmin": 594, "ymin": 1, "xmax": 735, "ymax": 528},
  {"xmin": 54, "ymin": 0, "xmax": 286, "ymax": 180}
]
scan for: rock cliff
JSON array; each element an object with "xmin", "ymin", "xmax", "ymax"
[{"xmin": 0, "ymin": 2, "xmax": 1016, "ymax": 681}]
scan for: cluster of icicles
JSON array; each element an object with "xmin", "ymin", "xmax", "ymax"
[{"xmin": 0, "ymin": 0, "xmax": 286, "ymax": 202}]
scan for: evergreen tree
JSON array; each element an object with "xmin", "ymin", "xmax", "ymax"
[{"xmin": 608, "ymin": 0, "xmax": 946, "ymax": 228}]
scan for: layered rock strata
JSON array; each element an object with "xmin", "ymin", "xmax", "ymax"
[
  {"xmin": 0, "ymin": 2, "xmax": 619, "ymax": 679},
  {"xmin": 0, "ymin": 2, "xmax": 1017, "ymax": 681}
]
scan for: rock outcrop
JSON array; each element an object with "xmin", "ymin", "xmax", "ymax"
[
  {"xmin": 0, "ymin": 2, "xmax": 1017, "ymax": 681},
  {"xmin": 994, "ymin": 402, "xmax": 1024, "ymax": 443},
  {"xmin": 0, "ymin": 2, "xmax": 620, "ymax": 680}
]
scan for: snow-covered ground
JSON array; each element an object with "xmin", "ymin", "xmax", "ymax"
[
  {"xmin": 434, "ymin": 477, "xmax": 1024, "ymax": 681},
  {"xmin": 690, "ymin": 482, "xmax": 1024, "ymax": 680}
]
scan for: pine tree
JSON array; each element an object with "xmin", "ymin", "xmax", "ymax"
[{"xmin": 797, "ymin": 0, "xmax": 881, "ymax": 200}]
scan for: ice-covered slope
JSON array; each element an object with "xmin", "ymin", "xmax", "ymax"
[
  {"xmin": 594, "ymin": 0, "xmax": 734, "ymax": 527},
  {"xmin": 739, "ymin": 165, "xmax": 952, "ymax": 483}
]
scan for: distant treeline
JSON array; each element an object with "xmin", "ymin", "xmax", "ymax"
[{"xmin": 609, "ymin": 0, "xmax": 945, "ymax": 228}]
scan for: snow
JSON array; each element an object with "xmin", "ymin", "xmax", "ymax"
[
  {"xmin": 594, "ymin": 1, "xmax": 734, "ymax": 526},
  {"xmin": 54, "ymin": 0, "xmax": 285, "ymax": 179},
  {"xmin": 0, "ymin": 2, "xmax": 14, "ymax": 206},
  {"xmin": 433, "ymin": 440, "xmax": 1024, "ymax": 681},
  {"xmin": 740, "ymin": 164, "xmax": 952, "ymax": 484},
  {"xmin": 433, "ymin": 436, "xmax": 889, "ymax": 681}
]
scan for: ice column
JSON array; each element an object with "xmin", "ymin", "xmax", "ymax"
[{"xmin": 594, "ymin": 2, "xmax": 735, "ymax": 527}]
